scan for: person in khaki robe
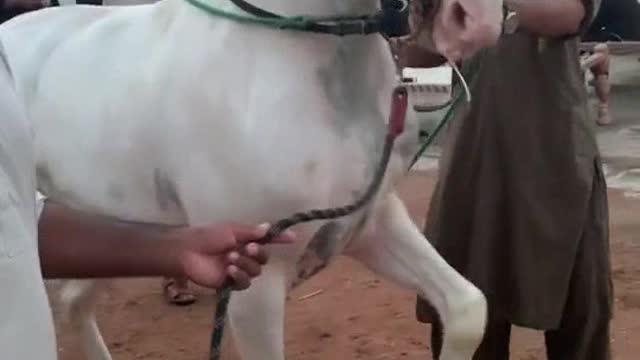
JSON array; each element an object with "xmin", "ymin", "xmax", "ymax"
[{"xmin": 402, "ymin": 0, "xmax": 613, "ymax": 359}]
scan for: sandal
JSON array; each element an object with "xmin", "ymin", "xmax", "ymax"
[{"xmin": 162, "ymin": 277, "xmax": 197, "ymax": 306}]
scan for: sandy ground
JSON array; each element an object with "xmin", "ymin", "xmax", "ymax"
[{"xmin": 50, "ymin": 170, "xmax": 640, "ymax": 360}]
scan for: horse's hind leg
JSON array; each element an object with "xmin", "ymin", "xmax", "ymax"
[
  {"xmin": 345, "ymin": 193, "xmax": 486, "ymax": 360},
  {"xmin": 60, "ymin": 279, "xmax": 113, "ymax": 360},
  {"xmin": 227, "ymin": 264, "xmax": 288, "ymax": 360}
]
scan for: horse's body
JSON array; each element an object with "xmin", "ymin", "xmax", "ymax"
[{"xmin": 0, "ymin": 1, "xmax": 502, "ymax": 359}]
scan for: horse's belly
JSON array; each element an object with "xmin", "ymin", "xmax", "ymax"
[
  {"xmin": 35, "ymin": 150, "xmax": 187, "ymax": 225},
  {"xmin": 33, "ymin": 107, "xmax": 375, "ymax": 230},
  {"xmin": 16, "ymin": 8, "xmax": 400, "ymax": 232}
]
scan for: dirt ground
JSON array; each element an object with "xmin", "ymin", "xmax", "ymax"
[{"xmin": 51, "ymin": 170, "xmax": 640, "ymax": 360}]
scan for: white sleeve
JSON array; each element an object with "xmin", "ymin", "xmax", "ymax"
[{"xmin": 35, "ymin": 192, "xmax": 47, "ymax": 220}]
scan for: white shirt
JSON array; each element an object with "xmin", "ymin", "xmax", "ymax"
[{"xmin": 0, "ymin": 42, "xmax": 57, "ymax": 360}]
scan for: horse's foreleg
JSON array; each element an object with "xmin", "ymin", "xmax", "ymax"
[
  {"xmin": 179, "ymin": 188, "xmax": 289, "ymax": 360},
  {"xmin": 345, "ymin": 192, "xmax": 486, "ymax": 360},
  {"xmin": 228, "ymin": 263, "xmax": 288, "ymax": 360},
  {"xmin": 59, "ymin": 279, "xmax": 112, "ymax": 360}
]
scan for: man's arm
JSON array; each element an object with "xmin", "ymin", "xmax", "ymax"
[
  {"xmin": 38, "ymin": 201, "xmax": 295, "ymax": 289},
  {"xmin": 505, "ymin": 0, "xmax": 587, "ymax": 37},
  {"xmin": 38, "ymin": 202, "xmax": 186, "ymax": 279}
]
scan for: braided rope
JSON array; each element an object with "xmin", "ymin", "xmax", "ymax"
[
  {"xmin": 184, "ymin": 0, "xmax": 384, "ymax": 34},
  {"xmin": 208, "ymin": 133, "xmax": 396, "ymax": 359},
  {"xmin": 408, "ymin": 59, "xmax": 481, "ymax": 169}
]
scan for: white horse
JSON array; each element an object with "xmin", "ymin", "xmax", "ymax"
[{"xmin": 0, "ymin": 0, "xmax": 503, "ymax": 359}]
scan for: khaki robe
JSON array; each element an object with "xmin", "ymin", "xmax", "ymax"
[{"xmin": 418, "ymin": 0, "xmax": 612, "ymax": 330}]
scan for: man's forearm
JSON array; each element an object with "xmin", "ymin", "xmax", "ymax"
[
  {"xmin": 506, "ymin": 0, "xmax": 586, "ymax": 37},
  {"xmin": 38, "ymin": 202, "xmax": 184, "ymax": 279}
]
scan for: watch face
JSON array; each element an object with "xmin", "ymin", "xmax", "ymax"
[{"xmin": 503, "ymin": 11, "xmax": 519, "ymax": 34}]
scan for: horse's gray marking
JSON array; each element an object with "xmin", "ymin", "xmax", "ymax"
[
  {"xmin": 303, "ymin": 160, "xmax": 319, "ymax": 177},
  {"xmin": 293, "ymin": 222, "xmax": 345, "ymax": 286},
  {"xmin": 317, "ymin": 46, "xmax": 351, "ymax": 136},
  {"xmin": 316, "ymin": 40, "xmax": 386, "ymax": 141},
  {"xmin": 36, "ymin": 164, "xmax": 55, "ymax": 195},
  {"xmin": 291, "ymin": 209, "xmax": 371, "ymax": 289},
  {"xmin": 0, "ymin": 43, "xmax": 15, "ymax": 83},
  {"xmin": 152, "ymin": 168, "xmax": 181, "ymax": 211},
  {"xmin": 317, "ymin": 40, "xmax": 389, "ymax": 191},
  {"xmin": 106, "ymin": 183, "xmax": 125, "ymax": 202},
  {"xmin": 35, "ymin": 163, "xmax": 78, "ymax": 203}
]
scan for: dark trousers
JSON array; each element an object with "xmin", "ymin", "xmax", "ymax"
[
  {"xmin": 429, "ymin": 236, "xmax": 612, "ymax": 360},
  {"xmin": 430, "ymin": 303, "xmax": 611, "ymax": 360}
]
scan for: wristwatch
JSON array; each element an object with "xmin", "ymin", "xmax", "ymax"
[{"xmin": 502, "ymin": 3, "xmax": 519, "ymax": 35}]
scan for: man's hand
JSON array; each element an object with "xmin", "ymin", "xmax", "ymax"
[
  {"xmin": 39, "ymin": 202, "xmax": 296, "ymax": 292},
  {"xmin": 175, "ymin": 223, "xmax": 295, "ymax": 290}
]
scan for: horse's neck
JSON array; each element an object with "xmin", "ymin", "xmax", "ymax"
[
  {"xmin": 163, "ymin": 0, "xmax": 396, "ymax": 137},
  {"xmin": 203, "ymin": 0, "xmax": 380, "ymax": 17}
]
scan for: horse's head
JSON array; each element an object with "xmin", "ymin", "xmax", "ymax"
[{"xmin": 410, "ymin": 0, "xmax": 503, "ymax": 61}]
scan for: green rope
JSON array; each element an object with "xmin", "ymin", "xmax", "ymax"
[
  {"xmin": 408, "ymin": 92, "xmax": 461, "ymax": 169},
  {"xmin": 183, "ymin": 0, "xmax": 374, "ymax": 33},
  {"xmin": 407, "ymin": 60, "xmax": 481, "ymax": 170},
  {"xmin": 184, "ymin": 0, "xmax": 310, "ymax": 29}
]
